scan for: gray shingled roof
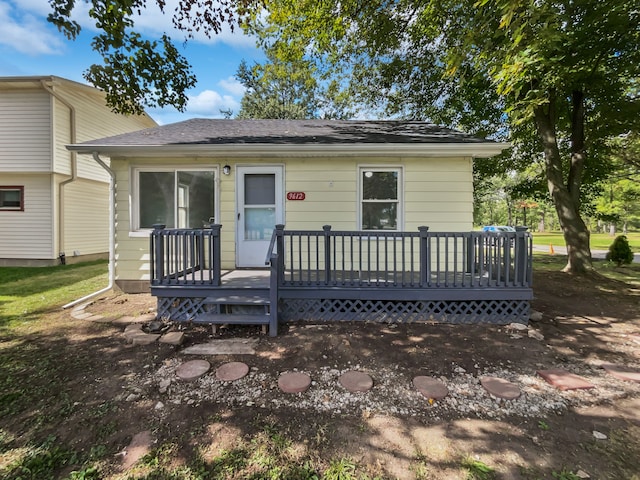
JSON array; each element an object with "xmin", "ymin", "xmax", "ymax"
[{"xmin": 73, "ymin": 119, "xmax": 495, "ymax": 147}]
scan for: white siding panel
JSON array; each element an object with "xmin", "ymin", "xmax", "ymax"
[
  {"xmin": 52, "ymin": 84, "xmax": 156, "ymax": 182},
  {"xmin": 112, "ymin": 159, "xmax": 148, "ymax": 280},
  {"xmin": 110, "ymin": 155, "xmax": 475, "ymax": 280},
  {"xmin": 63, "ymin": 179, "xmax": 109, "ymax": 255},
  {"xmin": 0, "ymin": 174, "xmax": 54, "ymax": 259},
  {"xmin": 0, "ymin": 91, "xmax": 52, "ymax": 172}
]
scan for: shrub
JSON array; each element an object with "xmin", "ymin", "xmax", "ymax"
[{"xmin": 605, "ymin": 235, "xmax": 634, "ymax": 266}]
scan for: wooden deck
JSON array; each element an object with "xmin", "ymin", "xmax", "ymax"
[{"xmin": 151, "ymin": 225, "xmax": 534, "ymax": 336}]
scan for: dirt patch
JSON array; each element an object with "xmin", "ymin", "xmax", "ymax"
[{"xmin": 2, "ymin": 269, "xmax": 639, "ymax": 479}]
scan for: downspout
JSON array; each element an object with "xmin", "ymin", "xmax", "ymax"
[
  {"xmin": 62, "ymin": 152, "xmax": 115, "ymax": 309},
  {"xmin": 41, "ymin": 80, "xmax": 76, "ymax": 263}
]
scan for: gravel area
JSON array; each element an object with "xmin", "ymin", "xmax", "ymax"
[{"xmin": 126, "ymin": 354, "xmax": 640, "ymax": 421}]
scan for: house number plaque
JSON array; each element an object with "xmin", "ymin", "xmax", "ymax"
[{"xmin": 287, "ymin": 192, "xmax": 306, "ymax": 200}]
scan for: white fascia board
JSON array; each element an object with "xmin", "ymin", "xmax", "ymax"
[{"xmin": 67, "ymin": 142, "xmax": 510, "ymax": 158}]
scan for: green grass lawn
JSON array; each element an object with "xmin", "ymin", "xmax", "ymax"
[
  {"xmin": 1, "ymin": 259, "xmax": 638, "ymax": 480},
  {"xmin": 532, "ymin": 231, "xmax": 640, "ymax": 251},
  {"xmin": 0, "ymin": 260, "xmax": 108, "ymax": 329}
]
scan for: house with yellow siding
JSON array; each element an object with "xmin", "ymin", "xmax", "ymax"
[
  {"xmin": 68, "ymin": 119, "xmax": 533, "ymax": 334},
  {"xmin": 0, "ymin": 76, "xmax": 157, "ymax": 266}
]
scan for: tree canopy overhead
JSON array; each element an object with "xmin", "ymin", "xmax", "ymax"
[
  {"xmin": 246, "ymin": 0, "xmax": 640, "ymax": 273},
  {"xmin": 47, "ymin": 0, "xmax": 259, "ymax": 115}
]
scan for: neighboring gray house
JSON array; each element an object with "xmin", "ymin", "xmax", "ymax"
[{"xmin": 0, "ymin": 76, "xmax": 157, "ymax": 266}]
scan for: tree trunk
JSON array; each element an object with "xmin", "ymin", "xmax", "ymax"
[{"xmin": 534, "ymin": 96, "xmax": 592, "ymax": 273}]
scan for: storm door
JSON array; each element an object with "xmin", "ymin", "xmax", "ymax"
[{"xmin": 236, "ymin": 166, "xmax": 284, "ymax": 267}]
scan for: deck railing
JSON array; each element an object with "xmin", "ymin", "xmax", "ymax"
[
  {"xmin": 150, "ymin": 223, "xmax": 532, "ymax": 291},
  {"xmin": 267, "ymin": 225, "xmax": 532, "ymax": 290},
  {"xmin": 150, "ymin": 224, "xmax": 222, "ymax": 286}
]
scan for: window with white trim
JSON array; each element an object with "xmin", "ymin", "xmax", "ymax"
[
  {"xmin": 359, "ymin": 167, "xmax": 401, "ymax": 230},
  {"xmin": 134, "ymin": 169, "xmax": 215, "ymax": 229},
  {"xmin": 0, "ymin": 186, "xmax": 24, "ymax": 211}
]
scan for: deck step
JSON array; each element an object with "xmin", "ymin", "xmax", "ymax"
[
  {"xmin": 193, "ymin": 313, "xmax": 270, "ymax": 325},
  {"xmin": 204, "ymin": 294, "xmax": 270, "ymax": 305}
]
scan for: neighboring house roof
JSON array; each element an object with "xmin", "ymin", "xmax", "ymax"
[
  {"xmin": 68, "ymin": 119, "xmax": 509, "ymax": 158},
  {"xmin": 0, "ymin": 75, "xmax": 157, "ymax": 126}
]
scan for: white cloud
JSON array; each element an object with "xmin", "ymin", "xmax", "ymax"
[
  {"xmin": 218, "ymin": 76, "xmax": 245, "ymax": 97},
  {"xmin": 187, "ymin": 89, "xmax": 240, "ymax": 116},
  {"xmin": 0, "ymin": 1, "xmax": 64, "ymax": 55}
]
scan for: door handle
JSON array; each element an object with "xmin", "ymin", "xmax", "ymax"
[{"xmin": 237, "ymin": 212, "xmax": 240, "ymax": 220}]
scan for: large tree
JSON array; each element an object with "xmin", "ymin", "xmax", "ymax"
[
  {"xmin": 245, "ymin": 0, "xmax": 640, "ymax": 273},
  {"xmin": 234, "ymin": 50, "xmax": 352, "ymax": 119}
]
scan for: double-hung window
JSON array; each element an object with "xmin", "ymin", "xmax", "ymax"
[
  {"xmin": 135, "ymin": 168, "xmax": 216, "ymax": 230},
  {"xmin": 359, "ymin": 167, "xmax": 402, "ymax": 230},
  {"xmin": 0, "ymin": 186, "xmax": 24, "ymax": 211}
]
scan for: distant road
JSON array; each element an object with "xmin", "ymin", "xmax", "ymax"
[{"xmin": 532, "ymin": 244, "xmax": 640, "ymax": 263}]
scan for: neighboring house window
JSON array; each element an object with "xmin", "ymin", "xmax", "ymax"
[
  {"xmin": 135, "ymin": 169, "xmax": 216, "ymax": 229},
  {"xmin": 359, "ymin": 167, "xmax": 402, "ymax": 230},
  {"xmin": 0, "ymin": 186, "xmax": 24, "ymax": 211}
]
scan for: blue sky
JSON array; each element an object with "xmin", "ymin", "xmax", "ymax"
[{"xmin": 0, "ymin": 0, "xmax": 266, "ymax": 125}]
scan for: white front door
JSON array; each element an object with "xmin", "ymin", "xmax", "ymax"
[{"xmin": 236, "ymin": 166, "xmax": 284, "ymax": 267}]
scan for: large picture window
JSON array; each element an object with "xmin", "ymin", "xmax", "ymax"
[
  {"xmin": 359, "ymin": 168, "xmax": 401, "ymax": 230},
  {"xmin": 135, "ymin": 169, "xmax": 215, "ymax": 229},
  {"xmin": 0, "ymin": 186, "xmax": 24, "ymax": 211}
]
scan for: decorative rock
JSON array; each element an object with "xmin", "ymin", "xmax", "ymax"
[
  {"xmin": 508, "ymin": 322, "xmax": 528, "ymax": 331},
  {"xmin": 528, "ymin": 329, "xmax": 545, "ymax": 341},
  {"xmin": 600, "ymin": 364, "xmax": 640, "ymax": 382},
  {"xmin": 592, "ymin": 430, "xmax": 607, "ymax": 440},
  {"xmin": 216, "ymin": 362, "xmax": 250, "ymax": 381},
  {"xmin": 413, "ymin": 376, "xmax": 449, "ymax": 400},
  {"xmin": 537, "ymin": 369, "xmax": 595, "ymax": 391},
  {"xmin": 529, "ymin": 310, "xmax": 543, "ymax": 322},
  {"xmin": 480, "ymin": 376, "xmax": 521, "ymax": 400},
  {"xmin": 339, "ymin": 371, "xmax": 374, "ymax": 392},
  {"xmin": 158, "ymin": 378, "xmax": 171, "ymax": 393},
  {"xmin": 176, "ymin": 359, "xmax": 210, "ymax": 381},
  {"xmin": 278, "ymin": 372, "xmax": 312, "ymax": 393}
]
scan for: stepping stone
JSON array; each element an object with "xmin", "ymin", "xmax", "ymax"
[
  {"xmin": 182, "ymin": 339, "xmax": 258, "ymax": 355},
  {"xmin": 216, "ymin": 362, "xmax": 250, "ymax": 381},
  {"xmin": 339, "ymin": 371, "xmax": 374, "ymax": 392},
  {"xmin": 480, "ymin": 376, "xmax": 521, "ymax": 400},
  {"xmin": 159, "ymin": 331, "xmax": 185, "ymax": 346},
  {"xmin": 537, "ymin": 368, "xmax": 595, "ymax": 391},
  {"xmin": 600, "ymin": 364, "xmax": 640, "ymax": 382},
  {"xmin": 278, "ymin": 372, "xmax": 311, "ymax": 393},
  {"xmin": 413, "ymin": 376, "xmax": 449, "ymax": 400},
  {"xmin": 131, "ymin": 333, "xmax": 160, "ymax": 346},
  {"xmin": 176, "ymin": 359, "xmax": 210, "ymax": 381},
  {"xmin": 121, "ymin": 430, "xmax": 154, "ymax": 470},
  {"xmin": 71, "ymin": 311, "xmax": 94, "ymax": 320}
]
